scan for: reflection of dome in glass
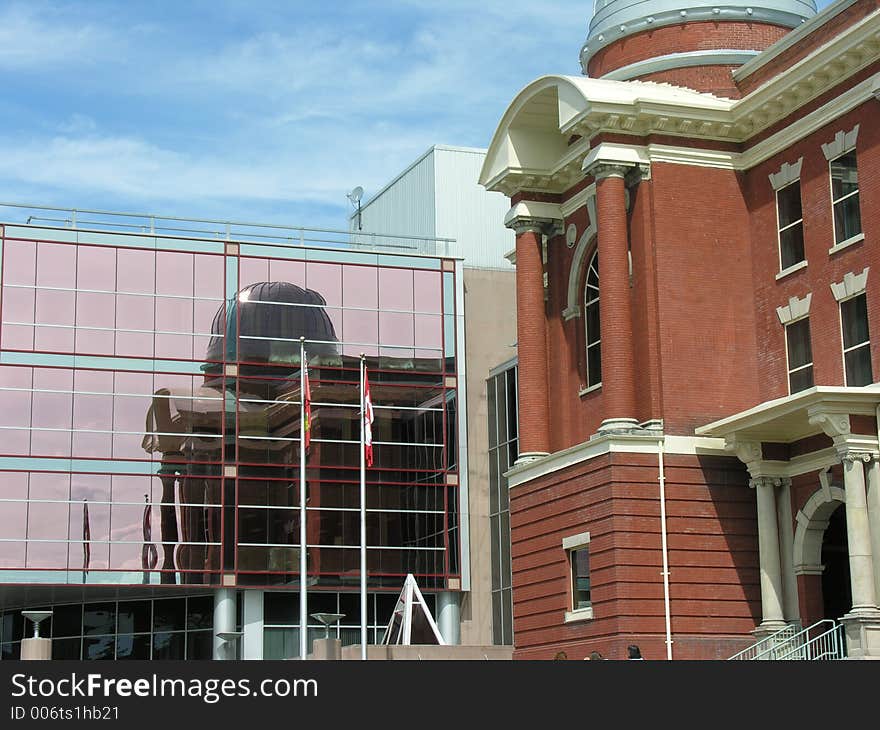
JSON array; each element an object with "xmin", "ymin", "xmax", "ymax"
[{"xmin": 206, "ymin": 281, "xmax": 339, "ymax": 364}]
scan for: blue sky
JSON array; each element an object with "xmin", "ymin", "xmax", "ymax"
[{"xmin": 0, "ymin": 1, "xmax": 832, "ymax": 231}]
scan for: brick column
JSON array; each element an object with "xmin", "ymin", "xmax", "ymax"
[
  {"xmin": 590, "ymin": 164, "xmax": 637, "ymax": 432},
  {"xmin": 510, "ymin": 220, "xmax": 551, "ymax": 461}
]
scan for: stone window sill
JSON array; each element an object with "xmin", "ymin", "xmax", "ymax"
[
  {"xmin": 564, "ymin": 607, "xmax": 594, "ymax": 624},
  {"xmin": 828, "ymin": 233, "xmax": 864, "ymax": 256},
  {"xmin": 775, "ymin": 259, "xmax": 808, "ymax": 281},
  {"xmin": 578, "ymin": 383, "xmax": 602, "ymax": 397}
]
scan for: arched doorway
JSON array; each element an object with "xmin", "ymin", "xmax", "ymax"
[{"xmin": 820, "ymin": 505, "xmax": 851, "ymax": 621}]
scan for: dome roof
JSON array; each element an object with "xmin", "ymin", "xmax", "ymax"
[
  {"xmin": 205, "ymin": 281, "xmax": 339, "ymax": 366},
  {"xmin": 581, "ymin": 0, "xmax": 818, "ymax": 73}
]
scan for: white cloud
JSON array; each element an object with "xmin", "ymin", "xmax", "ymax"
[{"xmin": 0, "ymin": 5, "xmax": 120, "ymax": 69}]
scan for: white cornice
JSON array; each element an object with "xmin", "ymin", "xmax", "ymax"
[
  {"xmin": 734, "ymin": 0, "xmax": 860, "ymax": 80},
  {"xmin": 560, "ymin": 183, "xmax": 596, "ymax": 218},
  {"xmin": 505, "ymin": 433, "xmax": 728, "ymax": 489},
  {"xmin": 482, "ymin": 11, "xmax": 880, "ymax": 194},
  {"xmin": 503, "ymin": 201, "xmax": 564, "ymax": 229}
]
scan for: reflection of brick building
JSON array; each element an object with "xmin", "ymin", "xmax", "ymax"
[
  {"xmin": 0, "ymin": 214, "xmax": 467, "ymax": 659},
  {"xmin": 481, "ymin": 0, "xmax": 880, "ymax": 659}
]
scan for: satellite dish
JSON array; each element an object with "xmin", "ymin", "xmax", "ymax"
[{"xmin": 347, "ymin": 186, "xmax": 364, "ymax": 204}]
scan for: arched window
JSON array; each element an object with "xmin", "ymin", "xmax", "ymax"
[{"xmin": 584, "ymin": 250, "xmax": 601, "ymax": 389}]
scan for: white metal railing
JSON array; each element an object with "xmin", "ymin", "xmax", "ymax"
[
  {"xmin": 729, "ymin": 619, "xmax": 847, "ymax": 660},
  {"xmin": 728, "ymin": 623, "xmax": 798, "ymax": 660},
  {"xmin": 772, "ymin": 620, "xmax": 846, "ymax": 661},
  {"xmin": 0, "ymin": 201, "xmax": 457, "ymax": 259}
]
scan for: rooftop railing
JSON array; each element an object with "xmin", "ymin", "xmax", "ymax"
[{"xmin": 0, "ymin": 202, "xmax": 457, "ymax": 259}]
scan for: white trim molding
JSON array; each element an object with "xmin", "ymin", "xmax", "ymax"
[
  {"xmin": 563, "ymin": 531, "xmax": 593, "ymax": 624},
  {"xmin": 822, "ymin": 124, "xmax": 860, "ymax": 161},
  {"xmin": 769, "ymin": 157, "xmax": 804, "ymax": 190},
  {"xmin": 793, "ymin": 484, "xmax": 846, "ymax": 575},
  {"xmin": 831, "ymin": 267, "xmax": 870, "ymax": 301},
  {"xmin": 601, "ymin": 49, "xmax": 762, "ymax": 82},
  {"xmin": 777, "ymin": 292, "xmax": 813, "ymax": 325},
  {"xmin": 563, "ymin": 191, "xmax": 598, "ymax": 321},
  {"xmin": 562, "ymin": 531, "xmax": 591, "ymax": 551},
  {"xmin": 504, "ymin": 432, "xmax": 730, "ymax": 489}
]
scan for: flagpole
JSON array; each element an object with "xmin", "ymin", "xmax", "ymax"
[
  {"xmin": 360, "ymin": 353, "xmax": 367, "ymax": 660},
  {"xmin": 299, "ymin": 337, "xmax": 308, "ymax": 660}
]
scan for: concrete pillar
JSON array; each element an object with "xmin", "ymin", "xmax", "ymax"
[
  {"xmin": 20, "ymin": 638, "xmax": 51, "ymax": 660},
  {"xmin": 436, "ymin": 592, "xmax": 460, "ymax": 645},
  {"xmin": 865, "ymin": 457, "xmax": 880, "ymax": 603},
  {"xmin": 241, "ymin": 589, "xmax": 264, "ymax": 660},
  {"xmin": 310, "ymin": 638, "xmax": 342, "ymax": 660},
  {"xmin": 840, "ymin": 452, "xmax": 878, "ymax": 612},
  {"xmin": 753, "ymin": 477, "xmax": 786, "ymax": 630},
  {"xmin": 591, "ymin": 165, "xmax": 637, "ymax": 432},
  {"xmin": 510, "ymin": 222, "xmax": 551, "ymax": 460},
  {"xmin": 776, "ymin": 478, "xmax": 800, "ymax": 624},
  {"xmin": 213, "ymin": 587, "xmax": 237, "ymax": 660}
]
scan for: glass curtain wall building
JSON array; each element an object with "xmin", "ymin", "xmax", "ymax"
[{"xmin": 0, "ymin": 213, "xmax": 465, "ymax": 659}]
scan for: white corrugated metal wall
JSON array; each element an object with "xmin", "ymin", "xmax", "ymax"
[
  {"xmin": 352, "ymin": 148, "xmax": 436, "ymax": 243},
  {"xmin": 351, "ymin": 146, "xmax": 513, "ymax": 269},
  {"xmin": 433, "ymin": 146, "xmax": 513, "ymax": 271}
]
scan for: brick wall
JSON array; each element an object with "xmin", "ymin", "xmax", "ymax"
[
  {"xmin": 510, "ymin": 452, "xmax": 759, "ymax": 660},
  {"xmin": 587, "ymin": 21, "xmax": 788, "ymax": 91},
  {"xmin": 736, "ymin": 0, "xmax": 880, "ymax": 96},
  {"xmin": 743, "ymin": 100, "xmax": 880, "ymax": 402}
]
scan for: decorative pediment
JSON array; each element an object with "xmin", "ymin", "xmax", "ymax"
[{"xmin": 830, "ymin": 268, "xmax": 869, "ymax": 301}]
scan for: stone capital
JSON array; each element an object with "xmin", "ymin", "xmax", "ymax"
[
  {"xmin": 507, "ymin": 216, "xmax": 555, "ymax": 236},
  {"xmin": 749, "ymin": 476, "xmax": 791, "ymax": 490},
  {"xmin": 838, "ymin": 447, "xmax": 879, "ymax": 465},
  {"xmin": 503, "ymin": 200, "xmax": 563, "ymax": 236},
  {"xmin": 585, "ymin": 161, "xmax": 632, "ymax": 181}
]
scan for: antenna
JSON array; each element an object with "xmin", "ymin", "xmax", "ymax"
[{"xmin": 347, "ymin": 186, "xmax": 364, "ymax": 230}]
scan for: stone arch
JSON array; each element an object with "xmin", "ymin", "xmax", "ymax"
[
  {"xmin": 793, "ymin": 484, "xmax": 846, "ymax": 575},
  {"xmin": 562, "ymin": 192, "xmax": 597, "ymax": 321}
]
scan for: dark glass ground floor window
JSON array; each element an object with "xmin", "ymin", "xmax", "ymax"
[
  {"xmin": 841, "ymin": 294, "xmax": 872, "ymax": 386},
  {"xmin": 786, "ymin": 318, "xmax": 814, "ymax": 393}
]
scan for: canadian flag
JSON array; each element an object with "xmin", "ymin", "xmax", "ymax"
[{"xmin": 363, "ymin": 366, "xmax": 374, "ymax": 467}]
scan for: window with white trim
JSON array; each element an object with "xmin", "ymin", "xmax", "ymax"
[
  {"xmin": 841, "ymin": 293, "xmax": 872, "ymax": 386},
  {"xmin": 829, "ymin": 151, "xmax": 861, "ymax": 246},
  {"xmin": 786, "ymin": 317, "xmax": 814, "ymax": 394},
  {"xmin": 776, "ymin": 181, "xmax": 805, "ymax": 271},
  {"xmin": 570, "ymin": 546, "xmax": 591, "ymax": 612},
  {"xmin": 583, "ymin": 249, "xmax": 601, "ymax": 389},
  {"xmin": 562, "ymin": 531, "xmax": 592, "ymax": 621}
]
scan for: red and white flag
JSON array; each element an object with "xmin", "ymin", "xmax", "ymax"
[
  {"xmin": 363, "ymin": 366, "xmax": 374, "ymax": 467},
  {"xmin": 303, "ymin": 360, "xmax": 312, "ymax": 453}
]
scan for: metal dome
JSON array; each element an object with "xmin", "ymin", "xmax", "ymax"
[{"xmin": 581, "ymin": 0, "xmax": 818, "ymax": 73}]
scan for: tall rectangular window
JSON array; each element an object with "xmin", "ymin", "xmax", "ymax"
[
  {"xmin": 830, "ymin": 151, "xmax": 861, "ymax": 245},
  {"xmin": 487, "ymin": 361, "xmax": 517, "ymax": 645},
  {"xmin": 777, "ymin": 181, "xmax": 805, "ymax": 271},
  {"xmin": 841, "ymin": 294, "xmax": 872, "ymax": 386},
  {"xmin": 786, "ymin": 317, "xmax": 814, "ymax": 393},
  {"xmin": 570, "ymin": 547, "xmax": 591, "ymax": 611}
]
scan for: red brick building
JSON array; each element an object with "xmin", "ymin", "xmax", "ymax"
[{"xmin": 480, "ymin": 0, "xmax": 880, "ymax": 659}]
